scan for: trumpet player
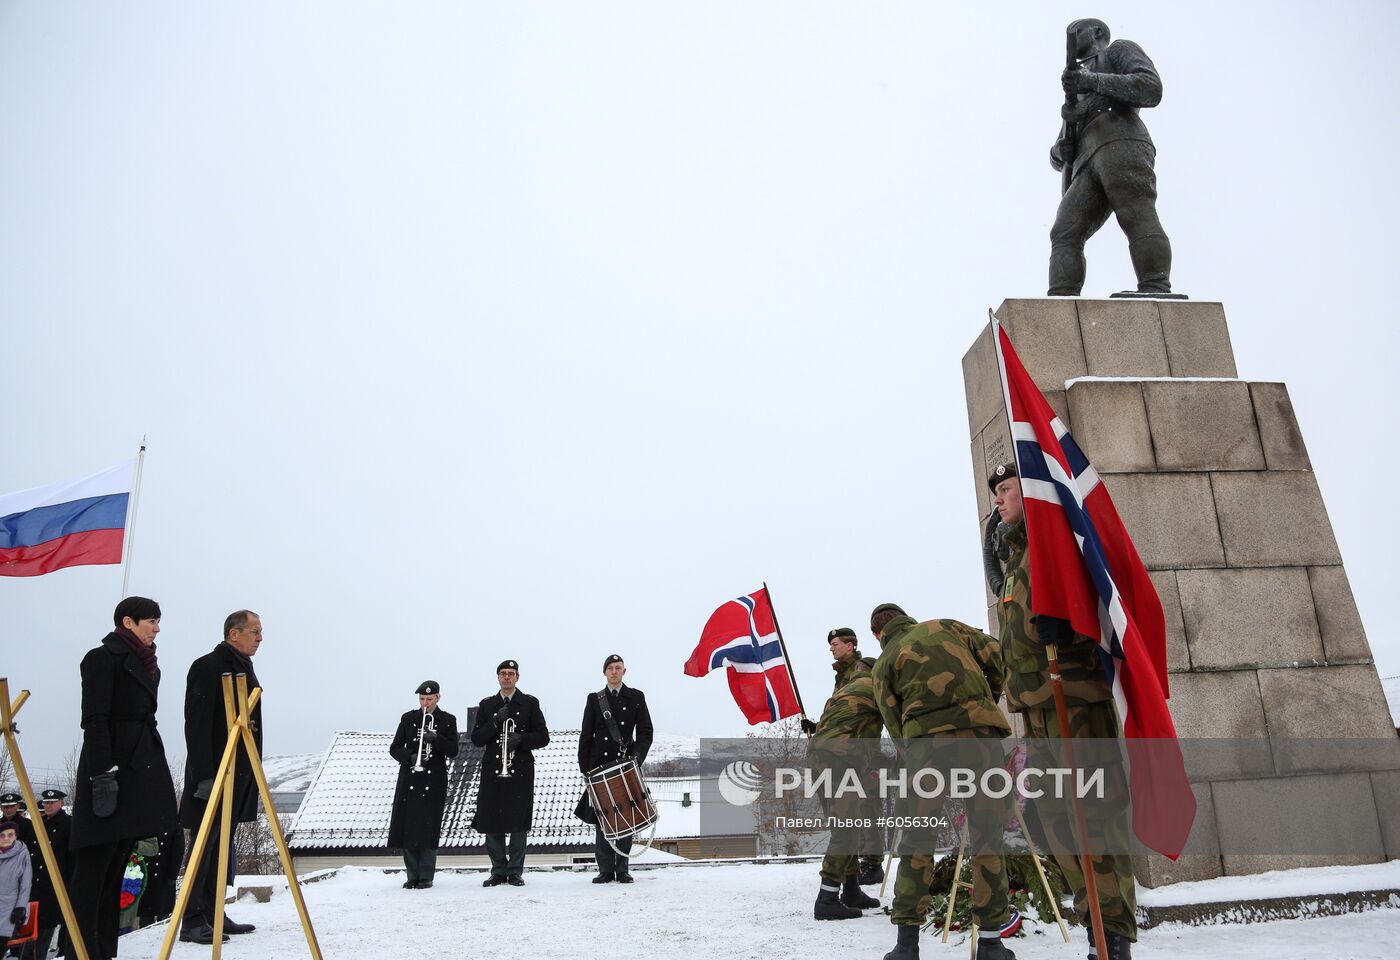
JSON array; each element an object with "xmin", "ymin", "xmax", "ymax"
[
  {"xmin": 469, "ymin": 660, "xmax": 549, "ymax": 888},
  {"xmin": 389, "ymin": 681, "xmax": 459, "ymax": 889}
]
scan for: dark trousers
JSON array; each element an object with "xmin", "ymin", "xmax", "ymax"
[
  {"xmin": 402, "ymin": 848, "xmax": 438, "ymax": 883},
  {"xmin": 593, "ymin": 825, "xmax": 632, "ymax": 877},
  {"xmin": 68, "ymin": 840, "xmax": 129, "ymax": 960},
  {"xmin": 1049, "ymin": 138, "xmax": 1171, "ymax": 295},
  {"xmin": 185, "ymin": 820, "xmax": 237, "ymax": 927},
  {"xmin": 483, "ymin": 832, "xmax": 527, "ymax": 877}
]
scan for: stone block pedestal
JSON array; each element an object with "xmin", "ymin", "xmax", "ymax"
[{"xmin": 961, "ymin": 298, "xmax": 1399, "ymax": 887}]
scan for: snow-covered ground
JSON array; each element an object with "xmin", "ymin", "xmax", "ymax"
[
  {"xmin": 261, "ymin": 753, "xmax": 326, "ymax": 793},
  {"xmin": 119, "ymin": 860, "xmax": 1400, "ymax": 959}
]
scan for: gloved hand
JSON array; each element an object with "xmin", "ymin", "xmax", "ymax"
[
  {"xmin": 194, "ymin": 778, "xmax": 214, "ymax": 801},
  {"xmin": 423, "ymin": 728, "xmax": 439, "ymax": 743},
  {"xmin": 493, "ymin": 705, "xmax": 510, "ymax": 726},
  {"xmin": 506, "ymin": 733, "xmax": 522, "ymax": 752},
  {"xmin": 9, "ymin": 907, "xmax": 24, "ymax": 927},
  {"xmin": 799, "ymin": 718, "xmax": 817, "ymax": 735},
  {"xmin": 91, "ymin": 771, "xmax": 119, "ymax": 819},
  {"xmin": 1061, "ymin": 66, "xmax": 1097, "ymax": 95},
  {"xmin": 1033, "ymin": 615, "xmax": 1074, "ymax": 646}
]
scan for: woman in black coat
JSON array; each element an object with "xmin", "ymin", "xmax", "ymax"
[
  {"xmin": 387, "ymin": 681, "xmax": 459, "ymax": 888},
  {"xmin": 68, "ymin": 597, "xmax": 179, "ymax": 960}
]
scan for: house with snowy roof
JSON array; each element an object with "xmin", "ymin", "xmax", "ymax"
[{"xmin": 286, "ymin": 721, "xmax": 756, "ymax": 872}]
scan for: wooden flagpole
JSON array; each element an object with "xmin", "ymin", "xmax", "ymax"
[{"xmin": 760, "ymin": 581, "xmax": 810, "ymax": 728}]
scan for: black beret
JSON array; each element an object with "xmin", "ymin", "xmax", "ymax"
[
  {"xmin": 602, "ymin": 654, "xmax": 625, "ymax": 671},
  {"xmin": 869, "ymin": 603, "xmax": 906, "ymax": 629},
  {"xmin": 497, "ymin": 660, "xmax": 519, "ymax": 673},
  {"xmin": 40, "ymin": 789, "xmax": 67, "ymax": 801},
  {"xmin": 0, "ymin": 794, "xmax": 19, "ymax": 805},
  {"xmin": 826, "ymin": 627, "xmax": 856, "ymax": 643},
  {"xmin": 113, "ymin": 596, "xmax": 161, "ymax": 627},
  {"xmin": 988, "ymin": 462, "xmax": 1018, "ymax": 493},
  {"xmin": 416, "ymin": 681, "xmax": 439, "ymax": 696}
]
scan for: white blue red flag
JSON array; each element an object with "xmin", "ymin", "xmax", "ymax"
[
  {"xmin": 0, "ymin": 462, "xmax": 134, "ymax": 577},
  {"xmin": 994, "ymin": 321, "xmax": 1196, "ymax": 859},
  {"xmin": 685, "ymin": 586, "xmax": 802, "ymax": 726}
]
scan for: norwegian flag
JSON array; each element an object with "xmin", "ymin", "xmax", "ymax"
[
  {"xmin": 684, "ymin": 586, "xmax": 802, "ymax": 725},
  {"xmin": 994, "ymin": 320, "xmax": 1196, "ymax": 859}
]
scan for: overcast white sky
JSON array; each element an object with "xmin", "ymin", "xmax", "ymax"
[{"xmin": 4, "ymin": 1, "xmax": 1397, "ymax": 782}]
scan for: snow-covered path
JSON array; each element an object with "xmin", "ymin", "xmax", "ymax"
[{"xmin": 119, "ymin": 861, "xmax": 1400, "ymax": 960}]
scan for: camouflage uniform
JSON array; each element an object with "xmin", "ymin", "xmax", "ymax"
[
  {"xmin": 810, "ymin": 653, "xmax": 883, "ymax": 887},
  {"xmin": 999, "ymin": 521, "xmax": 1137, "ymax": 941},
  {"xmin": 872, "ymin": 615, "xmax": 1012, "ymax": 931}
]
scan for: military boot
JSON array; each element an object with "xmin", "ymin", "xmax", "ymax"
[
  {"xmin": 857, "ymin": 859, "xmax": 884, "ymax": 885},
  {"xmin": 974, "ymin": 935, "xmax": 1016, "ymax": 959},
  {"xmin": 1086, "ymin": 927, "xmax": 1132, "ymax": 960},
  {"xmin": 813, "ymin": 886, "xmax": 861, "ymax": 921},
  {"xmin": 839, "ymin": 874, "xmax": 879, "ymax": 909},
  {"xmin": 883, "ymin": 924, "xmax": 919, "ymax": 960}
]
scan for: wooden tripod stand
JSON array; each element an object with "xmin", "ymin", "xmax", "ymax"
[{"xmin": 155, "ymin": 673, "xmax": 323, "ymax": 960}]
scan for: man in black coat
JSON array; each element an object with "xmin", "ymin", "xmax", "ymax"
[
  {"xmin": 388, "ymin": 681, "xmax": 459, "ymax": 889},
  {"xmin": 16, "ymin": 789, "xmax": 73, "ymax": 960},
  {"xmin": 575, "ymin": 654, "xmax": 653, "ymax": 884},
  {"xmin": 469, "ymin": 660, "xmax": 549, "ymax": 887},
  {"xmin": 68, "ymin": 596, "xmax": 180, "ymax": 960},
  {"xmin": 177, "ymin": 609, "xmax": 265, "ymax": 945},
  {"xmin": 0, "ymin": 796, "xmax": 35, "ymax": 850}
]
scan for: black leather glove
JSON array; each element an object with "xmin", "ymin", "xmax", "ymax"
[
  {"xmin": 91, "ymin": 771, "xmax": 119, "ymax": 818},
  {"xmin": 423, "ymin": 728, "xmax": 438, "ymax": 743},
  {"xmin": 1033, "ymin": 615, "xmax": 1075, "ymax": 646},
  {"xmin": 193, "ymin": 778, "xmax": 214, "ymax": 801},
  {"xmin": 9, "ymin": 907, "xmax": 24, "ymax": 927},
  {"xmin": 799, "ymin": 718, "xmax": 817, "ymax": 735},
  {"xmin": 493, "ymin": 705, "xmax": 510, "ymax": 726},
  {"xmin": 506, "ymin": 733, "xmax": 522, "ymax": 751}
]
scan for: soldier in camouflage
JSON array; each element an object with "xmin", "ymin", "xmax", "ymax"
[
  {"xmin": 990, "ymin": 462, "xmax": 1137, "ymax": 960},
  {"xmin": 870, "ymin": 604, "xmax": 1016, "ymax": 960},
  {"xmin": 808, "ymin": 627, "xmax": 884, "ymax": 920}
]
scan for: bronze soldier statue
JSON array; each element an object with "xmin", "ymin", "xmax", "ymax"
[{"xmin": 1049, "ymin": 18, "xmax": 1173, "ymax": 297}]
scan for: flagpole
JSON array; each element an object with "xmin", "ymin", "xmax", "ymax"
[
  {"xmin": 761, "ymin": 580, "xmax": 809, "ymax": 724},
  {"xmin": 119, "ymin": 437, "xmax": 147, "ymax": 599}
]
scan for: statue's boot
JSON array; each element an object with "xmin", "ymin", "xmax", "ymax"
[{"xmin": 1128, "ymin": 233, "xmax": 1172, "ymax": 293}]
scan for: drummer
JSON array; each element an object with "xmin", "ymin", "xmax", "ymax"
[{"xmin": 574, "ymin": 654, "xmax": 654, "ymax": 884}]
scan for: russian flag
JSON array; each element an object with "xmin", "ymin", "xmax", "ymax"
[
  {"xmin": 684, "ymin": 586, "xmax": 802, "ymax": 726},
  {"xmin": 0, "ymin": 462, "xmax": 135, "ymax": 578}
]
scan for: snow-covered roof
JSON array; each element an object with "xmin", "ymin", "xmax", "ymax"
[{"xmin": 288, "ymin": 729, "xmax": 595, "ymax": 851}]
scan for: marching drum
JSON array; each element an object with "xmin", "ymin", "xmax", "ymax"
[{"xmin": 585, "ymin": 758, "xmax": 659, "ymax": 846}]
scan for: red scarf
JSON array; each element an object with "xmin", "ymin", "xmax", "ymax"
[{"xmin": 114, "ymin": 626, "xmax": 158, "ymax": 678}]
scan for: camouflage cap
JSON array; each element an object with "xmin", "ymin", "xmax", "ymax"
[{"xmin": 988, "ymin": 461, "xmax": 1018, "ymax": 493}]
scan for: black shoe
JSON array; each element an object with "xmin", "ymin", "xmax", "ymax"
[
  {"xmin": 975, "ymin": 936, "xmax": 1016, "ymax": 960},
  {"xmin": 857, "ymin": 863, "xmax": 884, "ymax": 886},
  {"xmin": 507, "ymin": 875, "xmax": 525, "ymax": 886},
  {"xmin": 883, "ymin": 924, "xmax": 919, "ymax": 959},
  {"xmin": 1087, "ymin": 929, "xmax": 1133, "ymax": 960},
  {"xmin": 418, "ymin": 880, "xmax": 433, "ymax": 889},
  {"xmin": 179, "ymin": 923, "xmax": 230, "ymax": 945},
  {"xmin": 402, "ymin": 879, "xmax": 417, "ymax": 889},
  {"xmin": 592, "ymin": 873, "xmax": 615, "ymax": 884},
  {"xmin": 814, "ymin": 888, "xmax": 861, "ymax": 921},
  {"xmin": 616, "ymin": 874, "xmax": 634, "ymax": 884},
  {"xmin": 840, "ymin": 875, "xmax": 879, "ymax": 909},
  {"xmin": 483, "ymin": 875, "xmax": 507, "ymax": 887},
  {"xmin": 223, "ymin": 915, "xmax": 256, "ymax": 935}
]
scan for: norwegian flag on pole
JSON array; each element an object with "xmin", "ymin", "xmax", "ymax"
[
  {"xmin": 994, "ymin": 320, "xmax": 1196, "ymax": 859},
  {"xmin": 684, "ymin": 586, "xmax": 802, "ymax": 725}
]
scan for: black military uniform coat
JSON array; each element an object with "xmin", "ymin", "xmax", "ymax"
[
  {"xmin": 179, "ymin": 642, "xmax": 263, "ymax": 830},
  {"xmin": 387, "ymin": 707, "xmax": 459, "ymax": 849},
  {"xmin": 469, "ymin": 691, "xmax": 549, "ymax": 834},
  {"xmin": 29, "ymin": 809, "xmax": 74, "ymax": 923},
  {"xmin": 70, "ymin": 634, "xmax": 180, "ymax": 849},
  {"xmin": 574, "ymin": 684, "xmax": 654, "ymax": 824}
]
